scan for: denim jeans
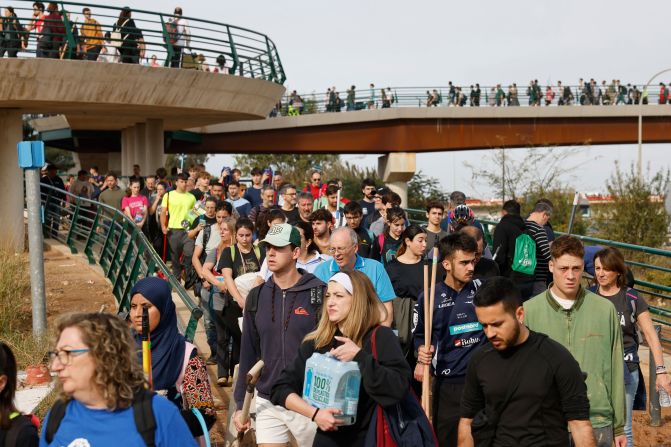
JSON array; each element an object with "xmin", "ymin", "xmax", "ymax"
[{"xmin": 624, "ymin": 365, "xmax": 639, "ymax": 447}]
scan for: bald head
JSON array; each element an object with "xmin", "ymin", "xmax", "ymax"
[
  {"xmin": 329, "ymin": 227, "xmax": 359, "ymax": 270},
  {"xmin": 459, "ymin": 225, "xmax": 484, "ymax": 256}
]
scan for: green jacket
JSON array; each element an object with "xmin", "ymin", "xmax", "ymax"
[{"xmin": 524, "ymin": 286, "xmax": 625, "ymax": 436}]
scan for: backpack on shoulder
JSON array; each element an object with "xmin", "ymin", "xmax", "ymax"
[
  {"xmin": 511, "ymin": 232, "xmax": 536, "ymax": 276},
  {"xmin": 45, "ymin": 389, "xmax": 157, "ymax": 447},
  {"xmin": 4, "ymin": 413, "xmax": 39, "ymax": 447}
]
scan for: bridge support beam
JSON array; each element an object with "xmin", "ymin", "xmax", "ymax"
[
  {"xmin": 121, "ymin": 120, "xmax": 165, "ymax": 178},
  {"xmin": 0, "ymin": 110, "xmax": 25, "ymax": 252},
  {"xmin": 378, "ymin": 152, "xmax": 416, "ymax": 209},
  {"xmin": 144, "ymin": 119, "xmax": 165, "ymax": 176}
]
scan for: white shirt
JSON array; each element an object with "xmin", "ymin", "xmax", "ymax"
[{"xmin": 550, "ymin": 289, "xmax": 576, "ymax": 310}]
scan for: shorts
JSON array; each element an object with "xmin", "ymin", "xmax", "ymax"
[{"xmin": 255, "ymin": 396, "xmax": 317, "ymax": 445}]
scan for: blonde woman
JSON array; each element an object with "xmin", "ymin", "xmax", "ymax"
[
  {"xmin": 42, "ymin": 313, "xmax": 195, "ymax": 446},
  {"xmin": 271, "ymin": 271, "xmax": 410, "ymax": 446}
]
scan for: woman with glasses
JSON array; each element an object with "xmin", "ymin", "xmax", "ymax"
[
  {"xmin": 128, "ymin": 277, "xmax": 216, "ymax": 440},
  {"xmin": 42, "ymin": 312, "xmax": 195, "ymax": 446},
  {"xmin": 271, "ymin": 271, "xmax": 410, "ymax": 446},
  {"xmin": 0, "ymin": 342, "xmax": 38, "ymax": 446}
]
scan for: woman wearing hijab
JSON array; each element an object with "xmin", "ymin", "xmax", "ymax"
[{"xmin": 129, "ymin": 277, "xmax": 216, "ymax": 439}]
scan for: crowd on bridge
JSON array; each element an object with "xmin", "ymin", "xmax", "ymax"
[
  {"xmin": 1, "ymin": 162, "xmax": 669, "ymax": 446},
  {"xmin": 278, "ymin": 78, "xmax": 671, "ymax": 116},
  {"xmin": 0, "ymin": 3, "xmax": 230, "ymax": 71}
]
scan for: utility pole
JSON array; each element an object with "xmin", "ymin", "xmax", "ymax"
[
  {"xmin": 501, "ymin": 148, "xmax": 506, "ymax": 202},
  {"xmin": 18, "ymin": 141, "xmax": 47, "ymax": 337}
]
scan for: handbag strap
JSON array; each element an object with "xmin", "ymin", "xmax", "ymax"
[
  {"xmin": 487, "ymin": 334, "xmax": 546, "ymax": 426},
  {"xmin": 370, "ymin": 326, "xmax": 380, "ymax": 360}
]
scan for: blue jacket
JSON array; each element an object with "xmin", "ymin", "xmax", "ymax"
[{"xmin": 413, "ymin": 280, "xmax": 486, "ymax": 381}]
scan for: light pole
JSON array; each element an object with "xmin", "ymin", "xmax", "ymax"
[{"xmin": 638, "ymin": 68, "xmax": 671, "ymax": 178}]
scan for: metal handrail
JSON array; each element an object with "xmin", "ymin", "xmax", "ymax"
[
  {"xmin": 404, "ymin": 209, "xmax": 671, "ymax": 341},
  {"xmin": 2, "ymin": 0, "xmax": 285, "ymax": 83},
  {"xmin": 279, "ymin": 83, "xmax": 668, "ymax": 115},
  {"xmin": 39, "ymin": 183, "xmax": 202, "ymax": 341}
]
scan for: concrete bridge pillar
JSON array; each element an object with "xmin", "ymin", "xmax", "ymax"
[
  {"xmin": 133, "ymin": 122, "xmax": 146, "ymax": 176},
  {"xmin": 378, "ymin": 152, "xmax": 416, "ymax": 209},
  {"xmin": 121, "ymin": 126, "xmax": 133, "ymax": 177},
  {"xmin": 122, "ymin": 120, "xmax": 165, "ymax": 178},
  {"xmin": 144, "ymin": 119, "xmax": 165, "ymax": 176},
  {"xmin": 0, "ymin": 110, "xmax": 25, "ymax": 252}
]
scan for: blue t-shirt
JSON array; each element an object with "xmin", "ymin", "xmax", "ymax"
[
  {"xmin": 227, "ymin": 197, "xmax": 252, "ymax": 218},
  {"xmin": 244, "ymin": 186, "xmax": 263, "ymax": 208},
  {"xmin": 40, "ymin": 395, "xmax": 197, "ymax": 447},
  {"xmin": 313, "ymin": 254, "xmax": 396, "ymax": 302}
]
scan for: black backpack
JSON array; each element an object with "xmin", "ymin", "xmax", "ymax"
[
  {"xmin": 45, "ymin": 389, "xmax": 157, "ymax": 446},
  {"xmin": 4, "ymin": 414, "xmax": 38, "ymax": 447}
]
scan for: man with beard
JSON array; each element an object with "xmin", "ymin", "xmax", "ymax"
[{"xmin": 458, "ymin": 277, "xmax": 595, "ymax": 447}]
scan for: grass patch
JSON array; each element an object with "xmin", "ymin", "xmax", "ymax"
[{"xmin": 0, "ymin": 249, "xmax": 48, "ymax": 369}]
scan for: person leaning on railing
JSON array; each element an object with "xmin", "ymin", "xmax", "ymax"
[
  {"xmin": 80, "ymin": 7, "xmax": 103, "ymax": 61},
  {"xmin": 0, "ymin": 7, "xmax": 26, "ymax": 58}
]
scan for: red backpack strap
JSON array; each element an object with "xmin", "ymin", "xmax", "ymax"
[{"xmin": 371, "ymin": 326, "xmax": 380, "ymax": 360}]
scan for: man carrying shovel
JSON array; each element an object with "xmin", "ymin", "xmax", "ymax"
[
  {"xmin": 233, "ymin": 224, "xmax": 326, "ymax": 445},
  {"xmin": 413, "ymin": 233, "xmax": 487, "ymax": 447}
]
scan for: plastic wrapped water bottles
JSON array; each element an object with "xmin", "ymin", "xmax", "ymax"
[
  {"xmin": 660, "ymin": 388, "xmax": 671, "ymax": 407},
  {"xmin": 303, "ymin": 352, "xmax": 361, "ymax": 425}
]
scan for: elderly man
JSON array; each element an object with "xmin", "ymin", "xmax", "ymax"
[{"xmin": 313, "ymin": 227, "xmax": 395, "ymax": 326}]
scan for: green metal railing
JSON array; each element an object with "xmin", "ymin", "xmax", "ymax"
[
  {"xmin": 278, "ymin": 83, "xmax": 663, "ymax": 115},
  {"xmin": 4, "ymin": 1, "xmax": 286, "ymax": 83},
  {"xmin": 404, "ymin": 209, "xmax": 671, "ymax": 343},
  {"xmin": 40, "ymin": 183, "xmax": 202, "ymax": 341}
]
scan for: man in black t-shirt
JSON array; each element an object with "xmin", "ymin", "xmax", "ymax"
[
  {"xmin": 358, "ymin": 177, "xmax": 377, "ymax": 229},
  {"xmin": 458, "ymin": 277, "xmax": 595, "ymax": 447},
  {"xmin": 344, "ymin": 201, "xmax": 374, "ymax": 258}
]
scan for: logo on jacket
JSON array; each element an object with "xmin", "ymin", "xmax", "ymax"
[
  {"xmin": 438, "ymin": 295, "xmax": 454, "ymax": 308},
  {"xmin": 294, "ymin": 307, "xmax": 310, "ymax": 316},
  {"xmin": 454, "ymin": 337, "xmax": 480, "ymax": 348},
  {"xmin": 449, "ymin": 322, "xmax": 482, "ymax": 335}
]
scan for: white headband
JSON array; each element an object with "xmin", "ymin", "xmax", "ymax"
[{"xmin": 329, "ymin": 272, "xmax": 353, "ymax": 295}]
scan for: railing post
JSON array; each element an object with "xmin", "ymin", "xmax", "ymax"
[
  {"xmin": 265, "ymin": 37, "xmax": 277, "ymax": 83},
  {"xmin": 159, "ymin": 14, "xmax": 174, "ymax": 67},
  {"xmin": 649, "ymin": 324, "xmax": 662, "ymax": 426},
  {"xmin": 83, "ymin": 207, "xmax": 102, "ymax": 264},
  {"xmin": 59, "ymin": 3, "xmax": 76, "ymax": 60},
  {"xmin": 226, "ymin": 26, "xmax": 239, "ymax": 75},
  {"xmin": 65, "ymin": 198, "xmax": 81, "ymax": 254}
]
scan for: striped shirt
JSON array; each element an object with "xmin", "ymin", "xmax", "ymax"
[{"xmin": 525, "ymin": 220, "xmax": 551, "ymax": 279}]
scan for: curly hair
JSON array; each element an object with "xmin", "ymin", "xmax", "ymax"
[{"xmin": 53, "ymin": 313, "xmax": 146, "ymax": 410}]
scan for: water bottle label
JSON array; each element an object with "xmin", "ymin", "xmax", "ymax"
[
  {"xmin": 303, "ymin": 368, "xmax": 313, "ymax": 399},
  {"xmin": 345, "ymin": 398, "xmax": 358, "ymax": 416},
  {"xmin": 310, "ymin": 374, "xmax": 332, "ymax": 406}
]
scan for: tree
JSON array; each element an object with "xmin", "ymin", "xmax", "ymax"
[
  {"xmin": 595, "ymin": 162, "xmax": 670, "ymax": 249},
  {"xmin": 233, "ymin": 154, "xmax": 340, "ymax": 188},
  {"xmin": 164, "ymin": 153, "xmax": 210, "ymax": 173},
  {"xmin": 407, "ymin": 171, "xmax": 449, "ymax": 210},
  {"xmin": 465, "ymin": 147, "xmax": 585, "ymax": 201}
]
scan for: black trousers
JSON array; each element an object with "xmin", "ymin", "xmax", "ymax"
[
  {"xmin": 220, "ymin": 299, "xmax": 242, "ymax": 379},
  {"xmin": 433, "ymin": 379, "xmax": 465, "ymax": 447}
]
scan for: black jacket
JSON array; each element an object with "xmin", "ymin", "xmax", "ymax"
[
  {"xmin": 492, "ymin": 213, "xmax": 528, "ymax": 278},
  {"xmin": 271, "ymin": 326, "xmax": 410, "ymax": 446},
  {"xmin": 234, "ymin": 272, "xmax": 325, "ymax": 409}
]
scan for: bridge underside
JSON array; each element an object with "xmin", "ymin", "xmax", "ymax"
[
  {"xmin": 175, "ymin": 115, "xmax": 671, "ymax": 154},
  {"xmin": 51, "ymin": 114, "xmax": 671, "ymax": 154}
]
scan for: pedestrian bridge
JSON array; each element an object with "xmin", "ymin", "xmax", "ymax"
[{"xmin": 176, "ymin": 105, "xmax": 671, "ymax": 154}]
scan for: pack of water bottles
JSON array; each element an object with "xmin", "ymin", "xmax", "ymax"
[{"xmin": 302, "ymin": 352, "xmax": 361, "ymax": 425}]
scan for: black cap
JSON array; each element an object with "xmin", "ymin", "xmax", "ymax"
[{"xmin": 45, "ymin": 164, "xmax": 57, "ymax": 171}]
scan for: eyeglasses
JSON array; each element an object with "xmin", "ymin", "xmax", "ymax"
[
  {"xmin": 284, "ymin": 192, "xmax": 297, "ymax": 196},
  {"xmin": 312, "ymin": 178, "xmax": 321, "ymax": 182},
  {"xmin": 328, "ymin": 245, "xmax": 354, "ymax": 255},
  {"xmin": 48, "ymin": 349, "xmax": 90, "ymax": 366}
]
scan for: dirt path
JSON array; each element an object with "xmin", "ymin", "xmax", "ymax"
[{"xmin": 43, "ymin": 245, "xmax": 117, "ymax": 321}]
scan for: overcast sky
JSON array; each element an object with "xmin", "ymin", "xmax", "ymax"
[{"xmin": 88, "ymin": 0, "xmax": 670, "ymax": 197}]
